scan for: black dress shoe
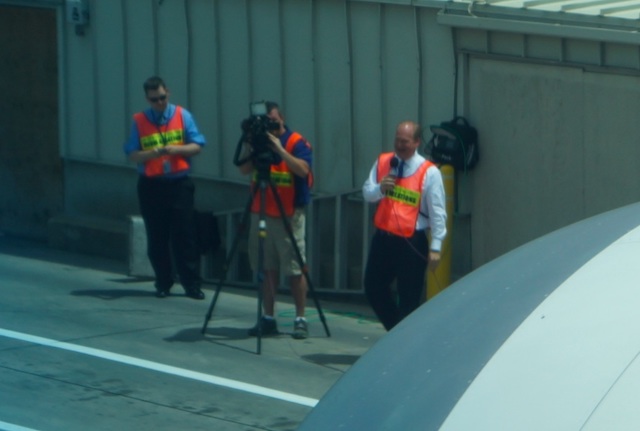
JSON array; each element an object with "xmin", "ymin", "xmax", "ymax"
[
  {"xmin": 155, "ymin": 289, "xmax": 170, "ymax": 298},
  {"xmin": 185, "ymin": 288, "xmax": 205, "ymax": 300}
]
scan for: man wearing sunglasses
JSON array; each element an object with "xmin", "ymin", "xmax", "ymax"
[{"xmin": 124, "ymin": 76, "xmax": 206, "ymax": 300}]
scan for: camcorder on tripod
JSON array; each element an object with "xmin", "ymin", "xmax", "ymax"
[
  {"xmin": 201, "ymin": 101, "xmax": 330, "ymax": 354},
  {"xmin": 233, "ymin": 101, "xmax": 281, "ymax": 173}
]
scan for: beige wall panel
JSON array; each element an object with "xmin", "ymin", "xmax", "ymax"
[
  {"xmin": 458, "ymin": 28, "xmax": 488, "ymax": 53},
  {"xmin": 63, "ymin": 14, "xmax": 96, "ymax": 159},
  {"xmin": 526, "ymin": 35, "xmax": 562, "ymax": 62},
  {"xmin": 468, "ymin": 58, "xmax": 584, "ymax": 267},
  {"xmin": 247, "ymin": 0, "xmax": 283, "ymax": 101},
  {"xmin": 489, "ymin": 32, "xmax": 524, "ymax": 57},
  {"xmin": 185, "ymin": 0, "xmax": 220, "ymax": 177},
  {"xmin": 217, "ymin": 0, "xmax": 287, "ymax": 180},
  {"xmin": 314, "ymin": 0, "xmax": 352, "ymax": 191},
  {"xmin": 123, "ymin": 0, "xmax": 155, "ymax": 127},
  {"xmin": 350, "ymin": 2, "xmax": 384, "ymax": 187},
  {"xmin": 419, "ymin": 8, "xmax": 455, "ymax": 133},
  {"xmin": 93, "ymin": 0, "xmax": 126, "ymax": 164},
  {"xmin": 280, "ymin": 0, "xmax": 316, "ymax": 163},
  {"xmin": 380, "ymin": 5, "xmax": 420, "ymax": 135},
  {"xmin": 583, "ymin": 72, "xmax": 640, "ymax": 215},
  {"xmin": 604, "ymin": 44, "xmax": 640, "ymax": 69},
  {"xmin": 155, "ymin": 0, "xmax": 189, "ymax": 104},
  {"xmin": 216, "ymin": 1, "xmax": 252, "ymax": 181},
  {"xmin": 564, "ymin": 39, "xmax": 601, "ymax": 65}
]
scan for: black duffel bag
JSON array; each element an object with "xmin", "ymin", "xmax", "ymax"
[{"xmin": 426, "ymin": 116, "xmax": 479, "ymax": 171}]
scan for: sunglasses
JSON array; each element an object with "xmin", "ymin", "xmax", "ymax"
[{"xmin": 148, "ymin": 94, "xmax": 167, "ymax": 103}]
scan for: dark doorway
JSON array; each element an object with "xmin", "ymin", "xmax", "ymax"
[{"xmin": 0, "ymin": 5, "xmax": 62, "ymax": 239}]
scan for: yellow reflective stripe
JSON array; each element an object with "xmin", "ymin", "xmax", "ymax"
[
  {"xmin": 140, "ymin": 130, "xmax": 184, "ymax": 150},
  {"xmin": 253, "ymin": 171, "xmax": 293, "ymax": 187},
  {"xmin": 140, "ymin": 135, "xmax": 162, "ymax": 149},
  {"xmin": 164, "ymin": 129, "xmax": 183, "ymax": 145},
  {"xmin": 271, "ymin": 171, "xmax": 292, "ymax": 186},
  {"xmin": 387, "ymin": 185, "xmax": 420, "ymax": 207}
]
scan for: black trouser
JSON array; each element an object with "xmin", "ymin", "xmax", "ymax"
[
  {"xmin": 364, "ymin": 229, "xmax": 429, "ymax": 331},
  {"xmin": 137, "ymin": 175, "xmax": 201, "ymax": 292}
]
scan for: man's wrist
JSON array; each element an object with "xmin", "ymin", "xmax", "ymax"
[{"xmin": 154, "ymin": 147, "xmax": 168, "ymax": 156}]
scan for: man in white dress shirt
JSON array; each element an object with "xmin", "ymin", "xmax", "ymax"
[{"xmin": 362, "ymin": 121, "xmax": 447, "ymax": 330}]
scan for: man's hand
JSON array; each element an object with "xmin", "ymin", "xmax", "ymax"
[
  {"xmin": 428, "ymin": 250, "xmax": 441, "ymax": 272},
  {"xmin": 267, "ymin": 132, "xmax": 285, "ymax": 155},
  {"xmin": 266, "ymin": 132, "xmax": 310, "ymax": 178},
  {"xmin": 380, "ymin": 175, "xmax": 396, "ymax": 194}
]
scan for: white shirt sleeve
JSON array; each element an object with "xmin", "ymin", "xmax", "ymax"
[
  {"xmin": 422, "ymin": 165, "xmax": 447, "ymax": 251},
  {"xmin": 362, "ymin": 160, "xmax": 385, "ymax": 202}
]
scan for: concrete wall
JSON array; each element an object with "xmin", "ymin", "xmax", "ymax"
[{"xmin": 454, "ymin": 29, "xmax": 640, "ymax": 267}]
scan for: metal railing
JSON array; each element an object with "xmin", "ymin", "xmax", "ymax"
[{"xmin": 202, "ymin": 189, "xmax": 374, "ymax": 294}]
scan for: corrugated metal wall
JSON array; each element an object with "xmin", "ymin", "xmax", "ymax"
[
  {"xmin": 61, "ymin": 0, "xmax": 455, "ymax": 195},
  {"xmin": 10, "ymin": 0, "xmax": 640, "ymax": 285},
  {"xmin": 36, "ymin": 0, "xmax": 460, "ymax": 291}
]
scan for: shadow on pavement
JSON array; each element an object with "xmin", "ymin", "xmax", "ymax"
[
  {"xmin": 71, "ymin": 288, "xmax": 153, "ymax": 300},
  {"xmin": 302, "ymin": 353, "xmax": 361, "ymax": 366},
  {"xmin": 167, "ymin": 326, "xmax": 250, "ymax": 342},
  {"xmin": 166, "ymin": 326, "xmax": 265, "ymax": 355}
]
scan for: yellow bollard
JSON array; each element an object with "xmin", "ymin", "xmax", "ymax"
[{"xmin": 426, "ymin": 164, "xmax": 455, "ymax": 300}]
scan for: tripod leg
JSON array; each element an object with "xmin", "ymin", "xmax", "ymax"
[
  {"xmin": 269, "ymin": 181, "xmax": 331, "ymax": 337},
  {"xmin": 201, "ymin": 193, "xmax": 253, "ymax": 334},
  {"xmin": 254, "ymin": 178, "xmax": 271, "ymax": 354}
]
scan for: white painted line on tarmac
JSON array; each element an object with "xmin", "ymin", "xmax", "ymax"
[
  {"xmin": 0, "ymin": 420, "xmax": 41, "ymax": 431},
  {"xmin": 0, "ymin": 328, "xmax": 319, "ymax": 408}
]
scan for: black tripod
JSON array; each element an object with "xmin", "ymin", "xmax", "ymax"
[{"xmin": 201, "ymin": 154, "xmax": 330, "ymax": 355}]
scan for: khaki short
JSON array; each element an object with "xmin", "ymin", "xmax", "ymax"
[{"xmin": 248, "ymin": 208, "xmax": 306, "ymax": 276}]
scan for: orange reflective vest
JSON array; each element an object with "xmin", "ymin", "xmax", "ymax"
[
  {"xmin": 134, "ymin": 107, "xmax": 190, "ymax": 177},
  {"xmin": 374, "ymin": 152, "xmax": 432, "ymax": 237},
  {"xmin": 250, "ymin": 132, "xmax": 311, "ymax": 217}
]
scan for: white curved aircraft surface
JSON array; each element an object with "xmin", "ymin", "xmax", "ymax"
[{"xmin": 299, "ymin": 202, "xmax": 640, "ymax": 430}]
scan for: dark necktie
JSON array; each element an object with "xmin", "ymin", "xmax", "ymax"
[{"xmin": 397, "ymin": 160, "xmax": 405, "ymax": 178}]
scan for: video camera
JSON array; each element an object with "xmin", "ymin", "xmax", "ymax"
[
  {"xmin": 233, "ymin": 101, "xmax": 281, "ymax": 171},
  {"xmin": 240, "ymin": 101, "xmax": 280, "ymax": 153}
]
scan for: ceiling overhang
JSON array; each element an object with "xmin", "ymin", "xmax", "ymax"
[{"xmin": 437, "ymin": 1, "xmax": 640, "ymax": 45}]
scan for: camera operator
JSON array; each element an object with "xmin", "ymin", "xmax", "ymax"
[{"xmin": 238, "ymin": 101, "xmax": 313, "ymax": 340}]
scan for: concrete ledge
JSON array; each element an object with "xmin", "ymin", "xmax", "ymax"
[
  {"xmin": 48, "ymin": 214, "xmax": 128, "ymax": 261},
  {"xmin": 128, "ymin": 215, "xmax": 154, "ymax": 277}
]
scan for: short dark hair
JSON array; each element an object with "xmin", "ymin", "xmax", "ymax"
[
  {"xmin": 265, "ymin": 101, "xmax": 286, "ymax": 121},
  {"xmin": 265, "ymin": 101, "xmax": 279, "ymax": 113},
  {"xmin": 143, "ymin": 76, "xmax": 166, "ymax": 94}
]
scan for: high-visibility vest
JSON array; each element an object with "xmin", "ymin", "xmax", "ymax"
[
  {"xmin": 250, "ymin": 132, "xmax": 311, "ymax": 217},
  {"xmin": 134, "ymin": 106, "xmax": 190, "ymax": 177},
  {"xmin": 374, "ymin": 152, "xmax": 432, "ymax": 237}
]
